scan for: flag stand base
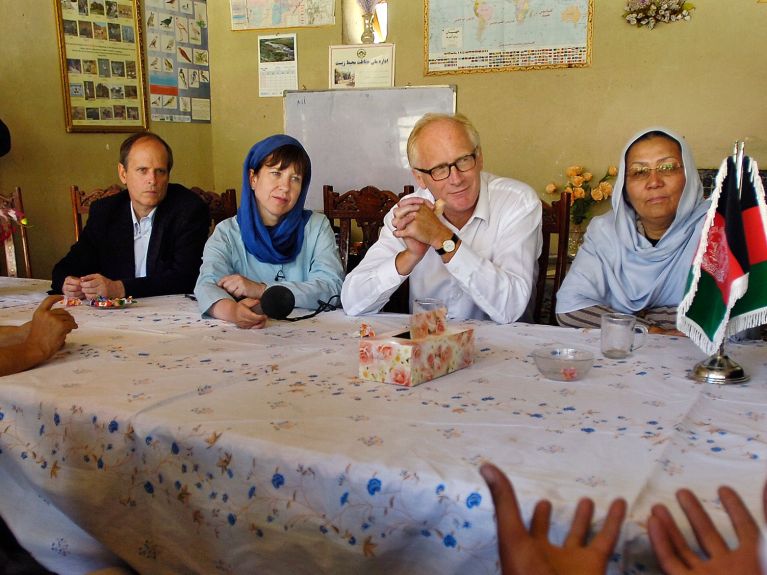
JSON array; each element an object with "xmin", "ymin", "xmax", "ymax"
[{"xmin": 690, "ymin": 349, "xmax": 750, "ymax": 385}]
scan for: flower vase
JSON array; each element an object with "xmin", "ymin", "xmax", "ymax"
[
  {"xmin": 360, "ymin": 12, "xmax": 375, "ymax": 44},
  {"xmin": 567, "ymin": 222, "xmax": 585, "ymax": 259}
]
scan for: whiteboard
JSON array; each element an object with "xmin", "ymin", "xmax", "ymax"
[{"xmin": 284, "ymin": 86, "xmax": 456, "ymax": 211}]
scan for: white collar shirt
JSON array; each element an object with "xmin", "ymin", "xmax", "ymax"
[
  {"xmin": 131, "ymin": 205, "xmax": 156, "ymax": 278},
  {"xmin": 340, "ymin": 172, "xmax": 542, "ymax": 324}
]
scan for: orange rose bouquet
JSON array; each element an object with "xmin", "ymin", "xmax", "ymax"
[{"xmin": 545, "ymin": 165, "xmax": 617, "ymax": 225}]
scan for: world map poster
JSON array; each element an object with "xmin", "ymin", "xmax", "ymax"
[{"xmin": 426, "ymin": 0, "xmax": 592, "ymax": 74}]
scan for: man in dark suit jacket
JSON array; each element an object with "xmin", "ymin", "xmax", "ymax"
[{"xmin": 51, "ymin": 132, "xmax": 210, "ymax": 299}]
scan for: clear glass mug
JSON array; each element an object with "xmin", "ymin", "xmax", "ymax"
[{"xmin": 600, "ymin": 313, "xmax": 648, "ymax": 359}]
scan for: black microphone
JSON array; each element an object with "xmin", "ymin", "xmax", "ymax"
[{"xmin": 258, "ymin": 285, "xmax": 295, "ymax": 319}]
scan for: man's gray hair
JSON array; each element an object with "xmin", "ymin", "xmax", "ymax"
[{"xmin": 406, "ymin": 113, "xmax": 481, "ymax": 168}]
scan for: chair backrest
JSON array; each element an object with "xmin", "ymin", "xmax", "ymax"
[
  {"xmin": 189, "ymin": 187, "xmax": 238, "ymax": 227},
  {"xmin": 533, "ymin": 192, "xmax": 571, "ymax": 325},
  {"xmin": 70, "ymin": 185, "xmax": 237, "ymax": 240},
  {"xmin": 70, "ymin": 184, "xmax": 123, "ymax": 241},
  {"xmin": 323, "ymin": 184, "xmax": 414, "ymax": 273},
  {"xmin": 0, "ymin": 187, "xmax": 32, "ymax": 278}
]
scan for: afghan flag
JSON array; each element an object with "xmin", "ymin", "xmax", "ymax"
[{"xmin": 677, "ymin": 155, "xmax": 767, "ymax": 355}]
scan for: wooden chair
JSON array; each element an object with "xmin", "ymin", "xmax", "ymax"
[
  {"xmin": 0, "ymin": 187, "xmax": 32, "ymax": 278},
  {"xmin": 323, "ymin": 184, "xmax": 414, "ymax": 314},
  {"xmin": 323, "ymin": 184, "xmax": 413, "ymax": 273},
  {"xmin": 189, "ymin": 187, "xmax": 237, "ymax": 226},
  {"xmin": 70, "ymin": 185, "xmax": 237, "ymax": 240},
  {"xmin": 70, "ymin": 184, "xmax": 122, "ymax": 241},
  {"xmin": 533, "ymin": 192, "xmax": 571, "ymax": 325}
]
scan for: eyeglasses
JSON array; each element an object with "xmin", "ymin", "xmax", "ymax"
[
  {"xmin": 627, "ymin": 161, "xmax": 683, "ymax": 181},
  {"xmin": 414, "ymin": 149, "xmax": 478, "ymax": 181}
]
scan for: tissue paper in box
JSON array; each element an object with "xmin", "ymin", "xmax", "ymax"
[{"xmin": 359, "ymin": 328, "xmax": 474, "ymax": 387}]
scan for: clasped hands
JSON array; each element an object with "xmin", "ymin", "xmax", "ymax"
[
  {"xmin": 392, "ymin": 197, "xmax": 451, "ymax": 275},
  {"xmin": 63, "ymin": 274, "xmax": 125, "ymax": 300}
]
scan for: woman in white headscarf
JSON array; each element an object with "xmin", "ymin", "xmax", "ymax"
[{"xmin": 556, "ymin": 127, "xmax": 710, "ymax": 334}]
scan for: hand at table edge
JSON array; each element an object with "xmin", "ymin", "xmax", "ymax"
[
  {"xmin": 480, "ymin": 462, "xmax": 626, "ymax": 575},
  {"xmin": 647, "ymin": 482, "xmax": 766, "ymax": 575},
  {"xmin": 0, "ymin": 295, "xmax": 78, "ymax": 376}
]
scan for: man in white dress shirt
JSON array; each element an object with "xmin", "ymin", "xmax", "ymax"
[{"xmin": 341, "ymin": 113, "xmax": 542, "ymax": 323}]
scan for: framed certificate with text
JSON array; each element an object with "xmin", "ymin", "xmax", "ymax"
[
  {"xmin": 55, "ymin": 0, "xmax": 148, "ymax": 132},
  {"xmin": 329, "ymin": 44, "xmax": 395, "ymax": 89}
]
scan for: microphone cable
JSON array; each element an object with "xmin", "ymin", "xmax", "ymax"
[
  {"xmin": 285, "ymin": 295, "xmax": 341, "ymax": 322},
  {"xmin": 183, "ymin": 291, "xmax": 342, "ymax": 322}
]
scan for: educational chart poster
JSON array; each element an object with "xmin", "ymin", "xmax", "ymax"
[
  {"xmin": 145, "ymin": 0, "xmax": 211, "ymax": 122},
  {"xmin": 425, "ymin": 0, "xmax": 592, "ymax": 74},
  {"xmin": 55, "ymin": 0, "xmax": 147, "ymax": 132},
  {"xmin": 229, "ymin": 0, "xmax": 334, "ymax": 30}
]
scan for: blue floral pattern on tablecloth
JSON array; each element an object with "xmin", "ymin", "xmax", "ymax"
[{"xmin": 0, "ymin": 279, "xmax": 766, "ymax": 574}]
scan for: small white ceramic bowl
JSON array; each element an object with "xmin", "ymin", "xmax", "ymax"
[{"xmin": 531, "ymin": 347, "xmax": 594, "ymax": 381}]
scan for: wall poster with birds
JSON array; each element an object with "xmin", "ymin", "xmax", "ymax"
[
  {"xmin": 54, "ymin": 0, "xmax": 147, "ymax": 132},
  {"xmin": 146, "ymin": 0, "xmax": 211, "ymax": 124}
]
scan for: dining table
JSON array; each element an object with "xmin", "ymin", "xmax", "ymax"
[{"xmin": 0, "ymin": 277, "xmax": 765, "ymax": 575}]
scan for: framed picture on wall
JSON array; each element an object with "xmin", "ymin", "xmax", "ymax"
[
  {"xmin": 54, "ymin": 0, "xmax": 148, "ymax": 132},
  {"xmin": 424, "ymin": 0, "xmax": 593, "ymax": 75}
]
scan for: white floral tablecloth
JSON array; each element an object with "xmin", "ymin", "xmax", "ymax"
[{"xmin": 0, "ymin": 278, "xmax": 766, "ymax": 575}]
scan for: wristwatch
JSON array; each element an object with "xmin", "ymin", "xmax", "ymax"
[{"xmin": 435, "ymin": 233, "xmax": 459, "ymax": 256}]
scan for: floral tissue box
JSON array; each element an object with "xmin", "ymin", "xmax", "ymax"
[{"xmin": 358, "ymin": 309, "xmax": 475, "ymax": 387}]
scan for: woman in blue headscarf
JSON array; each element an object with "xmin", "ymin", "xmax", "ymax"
[
  {"xmin": 556, "ymin": 127, "xmax": 710, "ymax": 334},
  {"xmin": 194, "ymin": 135, "xmax": 344, "ymax": 328}
]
